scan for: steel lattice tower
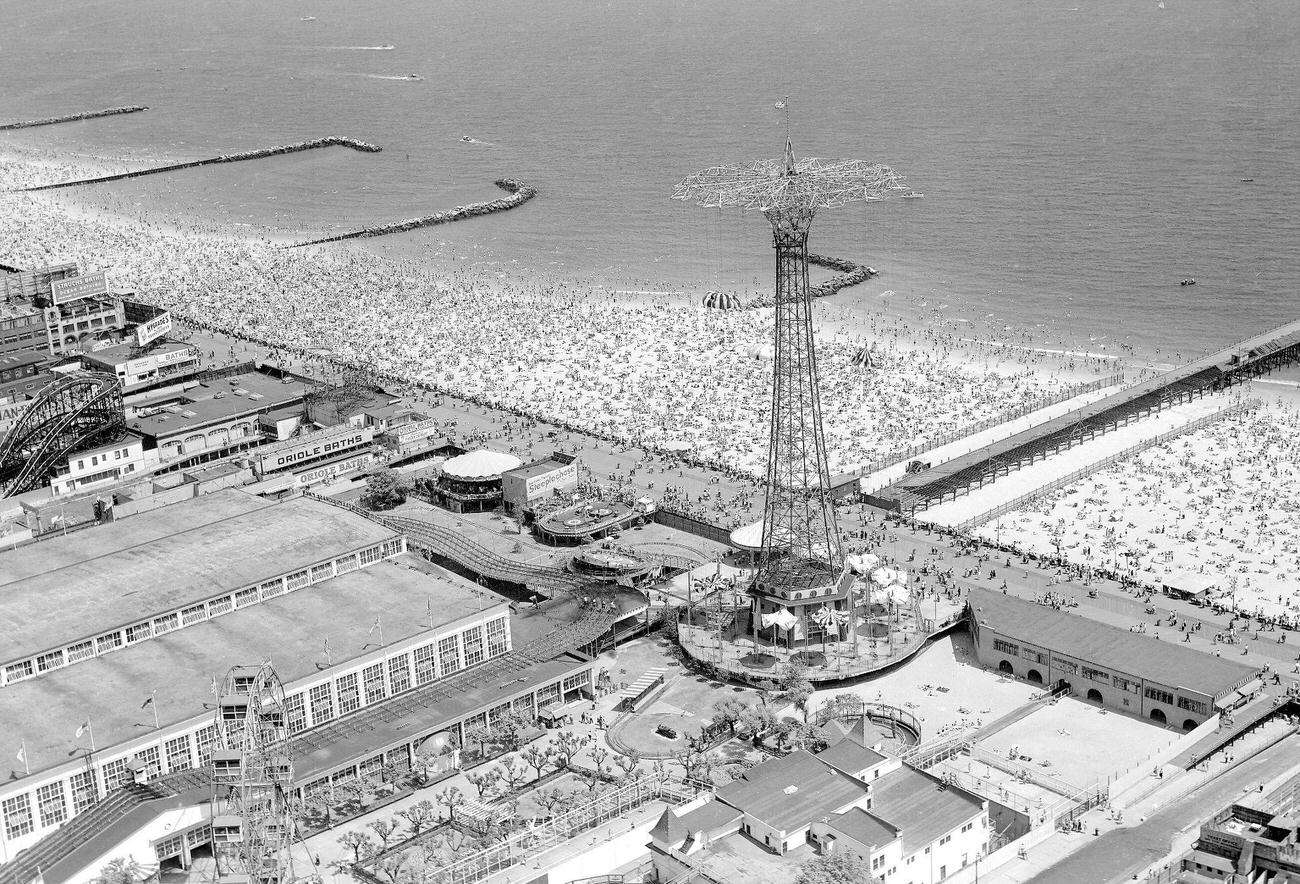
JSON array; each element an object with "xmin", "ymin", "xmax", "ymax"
[
  {"xmin": 675, "ymin": 135, "xmax": 905, "ymax": 631},
  {"xmin": 211, "ymin": 664, "xmax": 296, "ymax": 884}
]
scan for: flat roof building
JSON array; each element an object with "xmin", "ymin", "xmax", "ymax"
[{"xmin": 967, "ymin": 588, "xmax": 1260, "ymax": 728}]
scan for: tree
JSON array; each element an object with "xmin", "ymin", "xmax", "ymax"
[
  {"xmin": 490, "ymin": 710, "xmax": 532, "ymax": 754},
  {"xmin": 551, "ymin": 730, "xmax": 590, "ymax": 769},
  {"xmin": 466, "ymin": 769, "xmax": 499, "ymax": 798},
  {"xmin": 738, "ymin": 704, "xmax": 777, "ymax": 739},
  {"xmin": 338, "ymin": 831, "xmax": 377, "ymax": 865},
  {"xmin": 589, "ymin": 746, "xmax": 610, "ymax": 775},
  {"xmin": 363, "ymin": 468, "xmax": 410, "ymax": 511},
  {"xmin": 522, "ymin": 745, "xmax": 553, "ymax": 780},
  {"xmin": 368, "ymin": 817, "xmax": 401, "ymax": 850},
  {"xmin": 375, "ymin": 849, "xmax": 412, "ymax": 884},
  {"xmin": 710, "ymin": 697, "xmax": 748, "ymax": 733},
  {"xmin": 94, "ymin": 858, "xmax": 145, "ymax": 884},
  {"xmin": 463, "ymin": 722, "xmax": 491, "ymax": 758},
  {"xmin": 793, "ymin": 852, "xmax": 878, "ymax": 884},
  {"xmin": 436, "ymin": 786, "xmax": 465, "ymax": 820},
  {"xmin": 399, "ymin": 800, "xmax": 437, "ymax": 837},
  {"xmin": 533, "ymin": 786, "xmax": 566, "ymax": 815},
  {"xmin": 615, "ymin": 750, "xmax": 642, "ymax": 782},
  {"xmin": 496, "ymin": 757, "xmax": 529, "ymax": 792}
]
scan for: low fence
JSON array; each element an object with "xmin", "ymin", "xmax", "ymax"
[
  {"xmin": 852, "ymin": 372, "xmax": 1124, "ymax": 486},
  {"xmin": 352, "ymin": 775, "xmax": 699, "ymax": 884},
  {"xmin": 951, "ymin": 397, "xmax": 1257, "ymax": 531},
  {"xmin": 652, "ymin": 508, "xmax": 735, "ymax": 547}
]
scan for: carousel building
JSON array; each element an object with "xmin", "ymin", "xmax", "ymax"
[{"xmin": 433, "ymin": 449, "xmax": 522, "ymax": 513}]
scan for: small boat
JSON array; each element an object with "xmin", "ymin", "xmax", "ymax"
[
  {"xmin": 461, "ymin": 135, "xmax": 474, "ymax": 142},
  {"xmin": 1180, "ymin": 279, "xmax": 1197, "ymax": 286},
  {"xmin": 1240, "ymin": 178, "xmax": 1254, "ymax": 183},
  {"xmin": 901, "ymin": 190, "xmax": 924, "ymax": 199},
  {"xmin": 299, "ymin": 16, "xmax": 316, "ymax": 21},
  {"xmin": 403, "ymin": 74, "xmax": 423, "ymax": 81}
]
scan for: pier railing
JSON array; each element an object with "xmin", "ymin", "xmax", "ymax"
[
  {"xmin": 853, "ymin": 372, "xmax": 1125, "ymax": 488},
  {"xmin": 948, "ymin": 397, "xmax": 1258, "ymax": 531}
]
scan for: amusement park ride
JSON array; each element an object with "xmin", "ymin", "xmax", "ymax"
[
  {"xmin": 211, "ymin": 664, "xmax": 299, "ymax": 884},
  {"xmin": 674, "ymin": 117, "xmax": 906, "ymax": 638}
]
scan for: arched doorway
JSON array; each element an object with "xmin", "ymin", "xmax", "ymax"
[
  {"xmin": 1183, "ymin": 719, "xmax": 1198, "ymax": 731},
  {"xmin": 1027, "ymin": 669, "xmax": 1043, "ymax": 684},
  {"xmin": 1086, "ymin": 688, "xmax": 1103, "ymax": 703},
  {"xmin": 1150, "ymin": 708, "xmax": 1167, "ymax": 724},
  {"xmin": 999, "ymin": 660, "xmax": 1014, "ymax": 675}
]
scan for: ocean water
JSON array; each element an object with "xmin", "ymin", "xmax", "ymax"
[{"xmin": 1, "ymin": 0, "xmax": 1298, "ymax": 360}]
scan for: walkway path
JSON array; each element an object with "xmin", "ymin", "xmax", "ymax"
[
  {"xmin": 920, "ymin": 391, "xmax": 1239, "ymax": 527},
  {"xmin": 859, "ymin": 384, "xmax": 1124, "ymax": 494}
]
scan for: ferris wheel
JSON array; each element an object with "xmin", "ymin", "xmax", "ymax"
[{"xmin": 210, "ymin": 663, "xmax": 297, "ymax": 884}]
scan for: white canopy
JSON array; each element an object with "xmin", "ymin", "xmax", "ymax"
[
  {"xmin": 729, "ymin": 520, "xmax": 793, "ymax": 551},
  {"xmin": 441, "ymin": 449, "xmax": 523, "ymax": 481}
]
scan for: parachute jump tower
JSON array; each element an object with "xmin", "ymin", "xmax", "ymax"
[
  {"xmin": 673, "ymin": 129, "xmax": 905, "ymax": 644},
  {"xmin": 210, "ymin": 664, "xmax": 296, "ymax": 884}
]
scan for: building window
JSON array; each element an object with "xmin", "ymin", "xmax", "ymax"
[
  {"xmin": 1144, "ymin": 687, "xmax": 1174, "ymax": 705},
  {"xmin": 125, "ymin": 622, "xmax": 153, "ymax": 643},
  {"xmin": 993, "ymin": 639, "xmax": 1019, "ymax": 655},
  {"xmin": 286, "ymin": 569, "xmax": 310, "ymax": 591},
  {"xmin": 438, "ymin": 635, "xmax": 461, "ymax": 675},
  {"xmin": 309, "ymin": 683, "xmax": 335, "ymax": 725},
  {"xmin": 36, "ymin": 782, "xmax": 67, "ymax": 828},
  {"xmin": 234, "ymin": 587, "xmax": 259, "ymax": 608},
  {"xmin": 1081, "ymin": 666, "xmax": 1109, "ymax": 683},
  {"xmin": 3, "ymin": 793, "xmax": 34, "ymax": 839},
  {"xmin": 153, "ymin": 612, "xmax": 179, "ymax": 635},
  {"xmin": 67, "ymin": 640, "xmax": 95, "ymax": 663},
  {"xmin": 4, "ymin": 660, "xmax": 34, "ymax": 683},
  {"xmin": 564, "ymin": 672, "xmax": 590, "ymax": 694},
  {"xmin": 208, "ymin": 596, "xmax": 233, "ymax": 617},
  {"xmin": 337, "ymin": 673, "xmax": 361, "ymax": 715},
  {"xmin": 194, "ymin": 725, "xmax": 218, "ymax": 767},
  {"xmin": 359, "ymin": 545, "xmax": 383, "ymax": 566},
  {"xmin": 101, "ymin": 758, "xmax": 130, "ymax": 793},
  {"xmin": 260, "ymin": 578, "xmax": 285, "ymax": 598},
  {"xmin": 310, "ymin": 562, "xmax": 334, "ymax": 583},
  {"xmin": 381, "ymin": 539, "xmax": 403, "ymax": 557},
  {"xmin": 1054, "ymin": 658, "xmax": 1078, "ymax": 675},
  {"xmin": 36, "ymin": 650, "xmax": 66, "ymax": 673},
  {"xmin": 359, "ymin": 754, "xmax": 384, "ymax": 782},
  {"xmin": 462, "ymin": 627, "xmax": 485, "ymax": 667},
  {"xmin": 181, "ymin": 604, "xmax": 207, "ymax": 626},
  {"xmin": 285, "ymin": 693, "xmax": 308, "ymax": 735},
  {"xmin": 487, "ymin": 617, "xmax": 509, "ymax": 657},
  {"xmin": 335, "ymin": 554, "xmax": 358, "ymax": 575},
  {"xmin": 70, "ymin": 771, "xmax": 97, "ymax": 814},
  {"xmin": 165, "ymin": 735, "xmax": 193, "ymax": 773},
  {"xmin": 136, "ymin": 745, "xmax": 161, "ymax": 781},
  {"xmin": 1177, "ymin": 696, "xmax": 1208, "ymax": 715},
  {"xmin": 155, "ymin": 833, "xmax": 184, "ymax": 860},
  {"xmin": 363, "ymin": 663, "xmax": 386, "ymax": 705},
  {"xmin": 537, "ymin": 682, "xmax": 562, "ymax": 706},
  {"xmin": 412, "ymin": 643, "xmax": 437, "ymax": 686},
  {"xmin": 388, "ymin": 654, "xmax": 412, "ymax": 695}
]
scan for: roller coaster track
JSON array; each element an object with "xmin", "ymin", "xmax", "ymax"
[
  {"xmin": 0, "ymin": 372, "xmax": 125, "ymax": 497},
  {"xmin": 384, "ymin": 515, "xmax": 598, "ymax": 598}
]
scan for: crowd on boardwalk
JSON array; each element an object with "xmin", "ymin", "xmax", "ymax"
[
  {"xmin": 975, "ymin": 400, "xmax": 1300, "ymax": 623},
  {"xmin": 0, "ymin": 150, "xmax": 1101, "ymax": 482}
]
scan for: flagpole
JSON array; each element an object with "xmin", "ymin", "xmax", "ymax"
[
  {"xmin": 150, "ymin": 690, "xmax": 160, "ymax": 730},
  {"xmin": 19, "ymin": 740, "xmax": 29, "ymax": 776},
  {"xmin": 378, "ymin": 615, "xmax": 383, "ymax": 646},
  {"xmin": 88, "ymin": 722, "xmax": 96, "ymax": 753}
]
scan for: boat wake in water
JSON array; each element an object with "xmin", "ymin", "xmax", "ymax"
[
  {"xmin": 370, "ymin": 73, "xmax": 422, "ymax": 81},
  {"xmin": 331, "ymin": 45, "xmax": 395, "ymax": 50}
]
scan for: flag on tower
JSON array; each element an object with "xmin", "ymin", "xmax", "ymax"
[
  {"xmin": 368, "ymin": 616, "xmax": 381, "ymax": 637},
  {"xmin": 74, "ymin": 721, "xmax": 89, "ymax": 739},
  {"xmin": 141, "ymin": 695, "xmax": 154, "ymax": 710},
  {"xmin": 774, "ymin": 98, "xmax": 787, "ymax": 110},
  {"xmin": 15, "ymin": 743, "xmax": 25, "ymax": 764}
]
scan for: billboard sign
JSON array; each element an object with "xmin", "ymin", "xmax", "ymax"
[
  {"xmin": 394, "ymin": 417, "xmax": 440, "ymax": 440},
  {"xmin": 259, "ymin": 426, "xmax": 375, "ymax": 474},
  {"xmin": 134, "ymin": 311, "xmax": 173, "ymax": 348},
  {"xmin": 524, "ymin": 462, "xmax": 579, "ymax": 501},
  {"xmin": 50, "ymin": 271, "xmax": 108, "ymax": 306},
  {"xmin": 294, "ymin": 453, "xmax": 374, "ymax": 487}
]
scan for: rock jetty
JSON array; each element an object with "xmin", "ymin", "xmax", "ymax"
[
  {"xmin": 16, "ymin": 137, "xmax": 382, "ymax": 192},
  {"xmin": 746, "ymin": 253, "xmax": 879, "ymax": 307},
  {"xmin": 289, "ymin": 178, "xmax": 537, "ymax": 247},
  {"xmin": 0, "ymin": 105, "xmax": 148, "ymax": 131}
]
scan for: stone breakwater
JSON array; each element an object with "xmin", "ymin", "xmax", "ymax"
[
  {"xmin": 288, "ymin": 178, "xmax": 538, "ymax": 247},
  {"xmin": 15, "ymin": 137, "xmax": 382, "ymax": 192},
  {"xmin": 747, "ymin": 253, "xmax": 879, "ymax": 306},
  {"xmin": 0, "ymin": 105, "xmax": 148, "ymax": 131}
]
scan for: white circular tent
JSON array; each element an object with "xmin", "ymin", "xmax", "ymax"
[{"xmin": 441, "ymin": 449, "xmax": 523, "ymax": 481}]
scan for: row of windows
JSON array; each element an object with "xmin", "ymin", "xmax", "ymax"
[
  {"xmin": 1177, "ymin": 696, "xmax": 1208, "ymax": 715},
  {"xmin": 286, "ymin": 617, "xmax": 509, "ymax": 734},
  {"xmin": 1, "ymin": 725, "xmax": 217, "ymax": 842},
  {"xmin": 992, "ymin": 639, "xmax": 1019, "ymax": 656},
  {"xmin": 1144, "ymin": 687, "xmax": 1174, "ymax": 705},
  {"xmin": 1, "ymin": 540, "xmax": 403, "ymax": 687}
]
